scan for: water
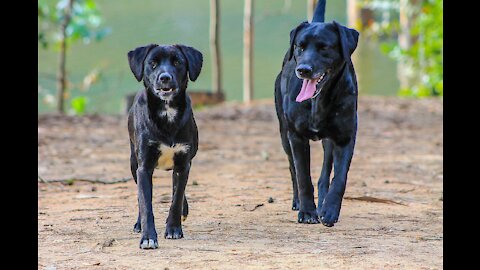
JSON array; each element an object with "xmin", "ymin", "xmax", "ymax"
[{"xmin": 38, "ymin": 0, "xmax": 399, "ymax": 114}]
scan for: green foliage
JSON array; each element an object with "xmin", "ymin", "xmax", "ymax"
[
  {"xmin": 38, "ymin": 1, "xmax": 55, "ymax": 49},
  {"xmin": 65, "ymin": 179, "xmax": 75, "ymax": 185},
  {"xmin": 382, "ymin": 0, "xmax": 443, "ymax": 97},
  {"xmin": 38, "ymin": 0, "xmax": 110, "ymax": 114},
  {"xmin": 60, "ymin": 0, "xmax": 111, "ymax": 46},
  {"xmin": 356, "ymin": 0, "xmax": 400, "ymax": 41},
  {"xmin": 70, "ymin": 96, "xmax": 88, "ymax": 115},
  {"xmin": 38, "ymin": 0, "xmax": 111, "ymax": 49}
]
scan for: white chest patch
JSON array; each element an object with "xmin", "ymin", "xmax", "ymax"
[
  {"xmin": 156, "ymin": 143, "xmax": 190, "ymax": 170},
  {"xmin": 159, "ymin": 105, "xmax": 177, "ymax": 122}
]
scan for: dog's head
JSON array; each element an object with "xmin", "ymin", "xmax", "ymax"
[
  {"xmin": 288, "ymin": 21, "xmax": 359, "ymax": 102},
  {"xmin": 128, "ymin": 44, "xmax": 203, "ymax": 101}
]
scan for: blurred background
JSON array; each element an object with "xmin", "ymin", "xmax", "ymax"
[{"xmin": 38, "ymin": 0, "xmax": 442, "ymax": 115}]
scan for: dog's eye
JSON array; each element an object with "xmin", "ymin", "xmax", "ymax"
[
  {"xmin": 173, "ymin": 60, "xmax": 180, "ymax": 66},
  {"xmin": 297, "ymin": 44, "xmax": 305, "ymax": 52},
  {"xmin": 151, "ymin": 62, "xmax": 157, "ymax": 69},
  {"xmin": 317, "ymin": 43, "xmax": 328, "ymax": 50}
]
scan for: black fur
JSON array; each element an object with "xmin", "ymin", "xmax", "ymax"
[
  {"xmin": 274, "ymin": 1, "xmax": 359, "ymax": 227},
  {"xmin": 312, "ymin": 0, "xmax": 326, "ymax": 23},
  {"xmin": 127, "ymin": 44, "xmax": 202, "ymax": 248}
]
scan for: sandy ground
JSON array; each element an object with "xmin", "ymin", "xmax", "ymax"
[{"xmin": 38, "ymin": 96, "xmax": 443, "ymax": 270}]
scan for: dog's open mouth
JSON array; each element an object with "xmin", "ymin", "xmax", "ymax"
[
  {"xmin": 153, "ymin": 88, "xmax": 178, "ymax": 101},
  {"xmin": 296, "ymin": 72, "xmax": 328, "ymax": 102},
  {"xmin": 159, "ymin": 88, "xmax": 174, "ymax": 93},
  {"xmin": 154, "ymin": 88, "xmax": 176, "ymax": 95}
]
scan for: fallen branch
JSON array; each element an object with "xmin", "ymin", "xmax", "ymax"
[
  {"xmin": 243, "ymin": 203, "xmax": 264, "ymax": 211},
  {"xmin": 37, "ymin": 175, "xmax": 49, "ymax": 184},
  {"xmin": 398, "ymin": 188, "xmax": 416, "ymax": 193},
  {"xmin": 38, "ymin": 176, "xmax": 132, "ymax": 184},
  {"xmin": 344, "ymin": 196, "xmax": 406, "ymax": 206}
]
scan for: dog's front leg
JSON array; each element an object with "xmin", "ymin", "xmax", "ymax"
[
  {"xmin": 137, "ymin": 165, "xmax": 158, "ymax": 249},
  {"xmin": 165, "ymin": 162, "xmax": 190, "ymax": 239},
  {"xmin": 287, "ymin": 131, "xmax": 319, "ymax": 224},
  {"xmin": 318, "ymin": 139, "xmax": 355, "ymax": 227}
]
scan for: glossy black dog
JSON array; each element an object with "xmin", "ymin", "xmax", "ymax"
[
  {"xmin": 127, "ymin": 44, "xmax": 202, "ymax": 249},
  {"xmin": 274, "ymin": 0, "xmax": 359, "ymax": 227}
]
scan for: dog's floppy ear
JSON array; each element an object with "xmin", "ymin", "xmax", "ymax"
[
  {"xmin": 333, "ymin": 21, "xmax": 359, "ymax": 63},
  {"xmin": 127, "ymin": 44, "xmax": 157, "ymax": 82},
  {"xmin": 288, "ymin": 21, "xmax": 309, "ymax": 61},
  {"xmin": 175, "ymin": 44, "xmax": 203, "ymax": 82}
]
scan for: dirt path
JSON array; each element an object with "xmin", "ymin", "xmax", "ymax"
[{"xmin": 38, "ymin": 96, "xmax": 443, "ymax": 270}]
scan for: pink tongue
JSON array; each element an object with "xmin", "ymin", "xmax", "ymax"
[{"xmin": 296, "ymin": 79, "xmax": 317, "ymax": 102}]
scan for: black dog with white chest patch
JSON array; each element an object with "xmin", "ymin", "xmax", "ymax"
[
  {"xmin": 274, "ymin": 0, "xmax": 359, "ymax": 227},
  {"xmin": 127, "ymin": 44, "xmax": 202, "ymax": 249}
]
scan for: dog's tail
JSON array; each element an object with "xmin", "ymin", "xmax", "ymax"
[{"xmin": 311, "ymin": 0, "xmax": 326, "ymax": 23}]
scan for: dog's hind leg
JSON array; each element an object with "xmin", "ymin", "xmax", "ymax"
[
  {"xmin": 182, "ymin": 195, "xmax": 189, "ymax": 221},
  {"xmin": 133, "ymin": 200, "xmax": 142, "ymax": 233},
  {"xmin": 317, "ymin": 139, "xmax": 333, "ymax": 216},
  {"xmin": 130, "ymin": 142, "xmax": 142, "ymax": 233},
  {"xmin": 130, "ymin": 142, "xmax": 138, "ymax": 183},
  {"xmin": 275, "ymin": 73, "xmax": 299, "ymax": 210},
  {"xmin": 280, "ymin": 128, "xmax": 299, "ymax": 210},
  {"xmin": 172, "ymin": 180, "xmax": 189, "ymax": 221}
]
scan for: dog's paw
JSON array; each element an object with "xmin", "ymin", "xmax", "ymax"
[
  {"xmin": 318, "ymin": 204, "xmax": 340, "ymax": 227},
  {"xmin": 133, "ymin": 222, "xmax": 141, "ymax": 233},
  {"xmin": 297, "ymin": 210, "xmax": 319, "ymax": 224},
  {"xmin": 164, "ymin": 225, "xmax": 184, "ymax": 239},
  {"xmin": 139, "ymin": 238, "xmax": 158, "ymax": 249},
  {"xmin": 292, "ymin": 198, "xmax": 300, "ymax": 211},
  {"xmin": 139, "ymin": 228, "xmax": 158, "ymax": 249}
]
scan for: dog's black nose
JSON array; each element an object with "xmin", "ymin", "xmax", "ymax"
[
  {"xmin": 296, "ymin": 65, "xmax": 313, "ymax": 77},
  {"xmin": 159, "ymin": 73, "xmax": 172, "ymax": 83}
]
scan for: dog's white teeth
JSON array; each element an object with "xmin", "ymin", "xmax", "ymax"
[
  {"xmin": 316, "ymin": 73, "xmax": 326, "ymax": 85},
  {"xmin": 311, "ymin": 87, "xmax": 322, "ymax": 99}
]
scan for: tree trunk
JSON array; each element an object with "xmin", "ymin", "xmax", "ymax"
[
  {"xmin": 243, "ymin": 0, "xmax": 254, "ymax": 103},
  {"xmin": 398, "ymin": 0, "xmax": 421, "ymax": 90},
  {"xmin": 307, "ymin": 0, "xmax": 318, "ymax": 22},
  {"xmin": 346, "ymin": 0, "xmax": 361, "ymax": 83},
  {"xmin": 210, "ymin": 0, "xmax": 222, "ymax": 94},
  {"xmin": 347, "ymin": 0, "xmax": 360, "ymax": 29},
  {"xmin": 57, "ymin": 0, "xmax": 74, "ymax": 114}
]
